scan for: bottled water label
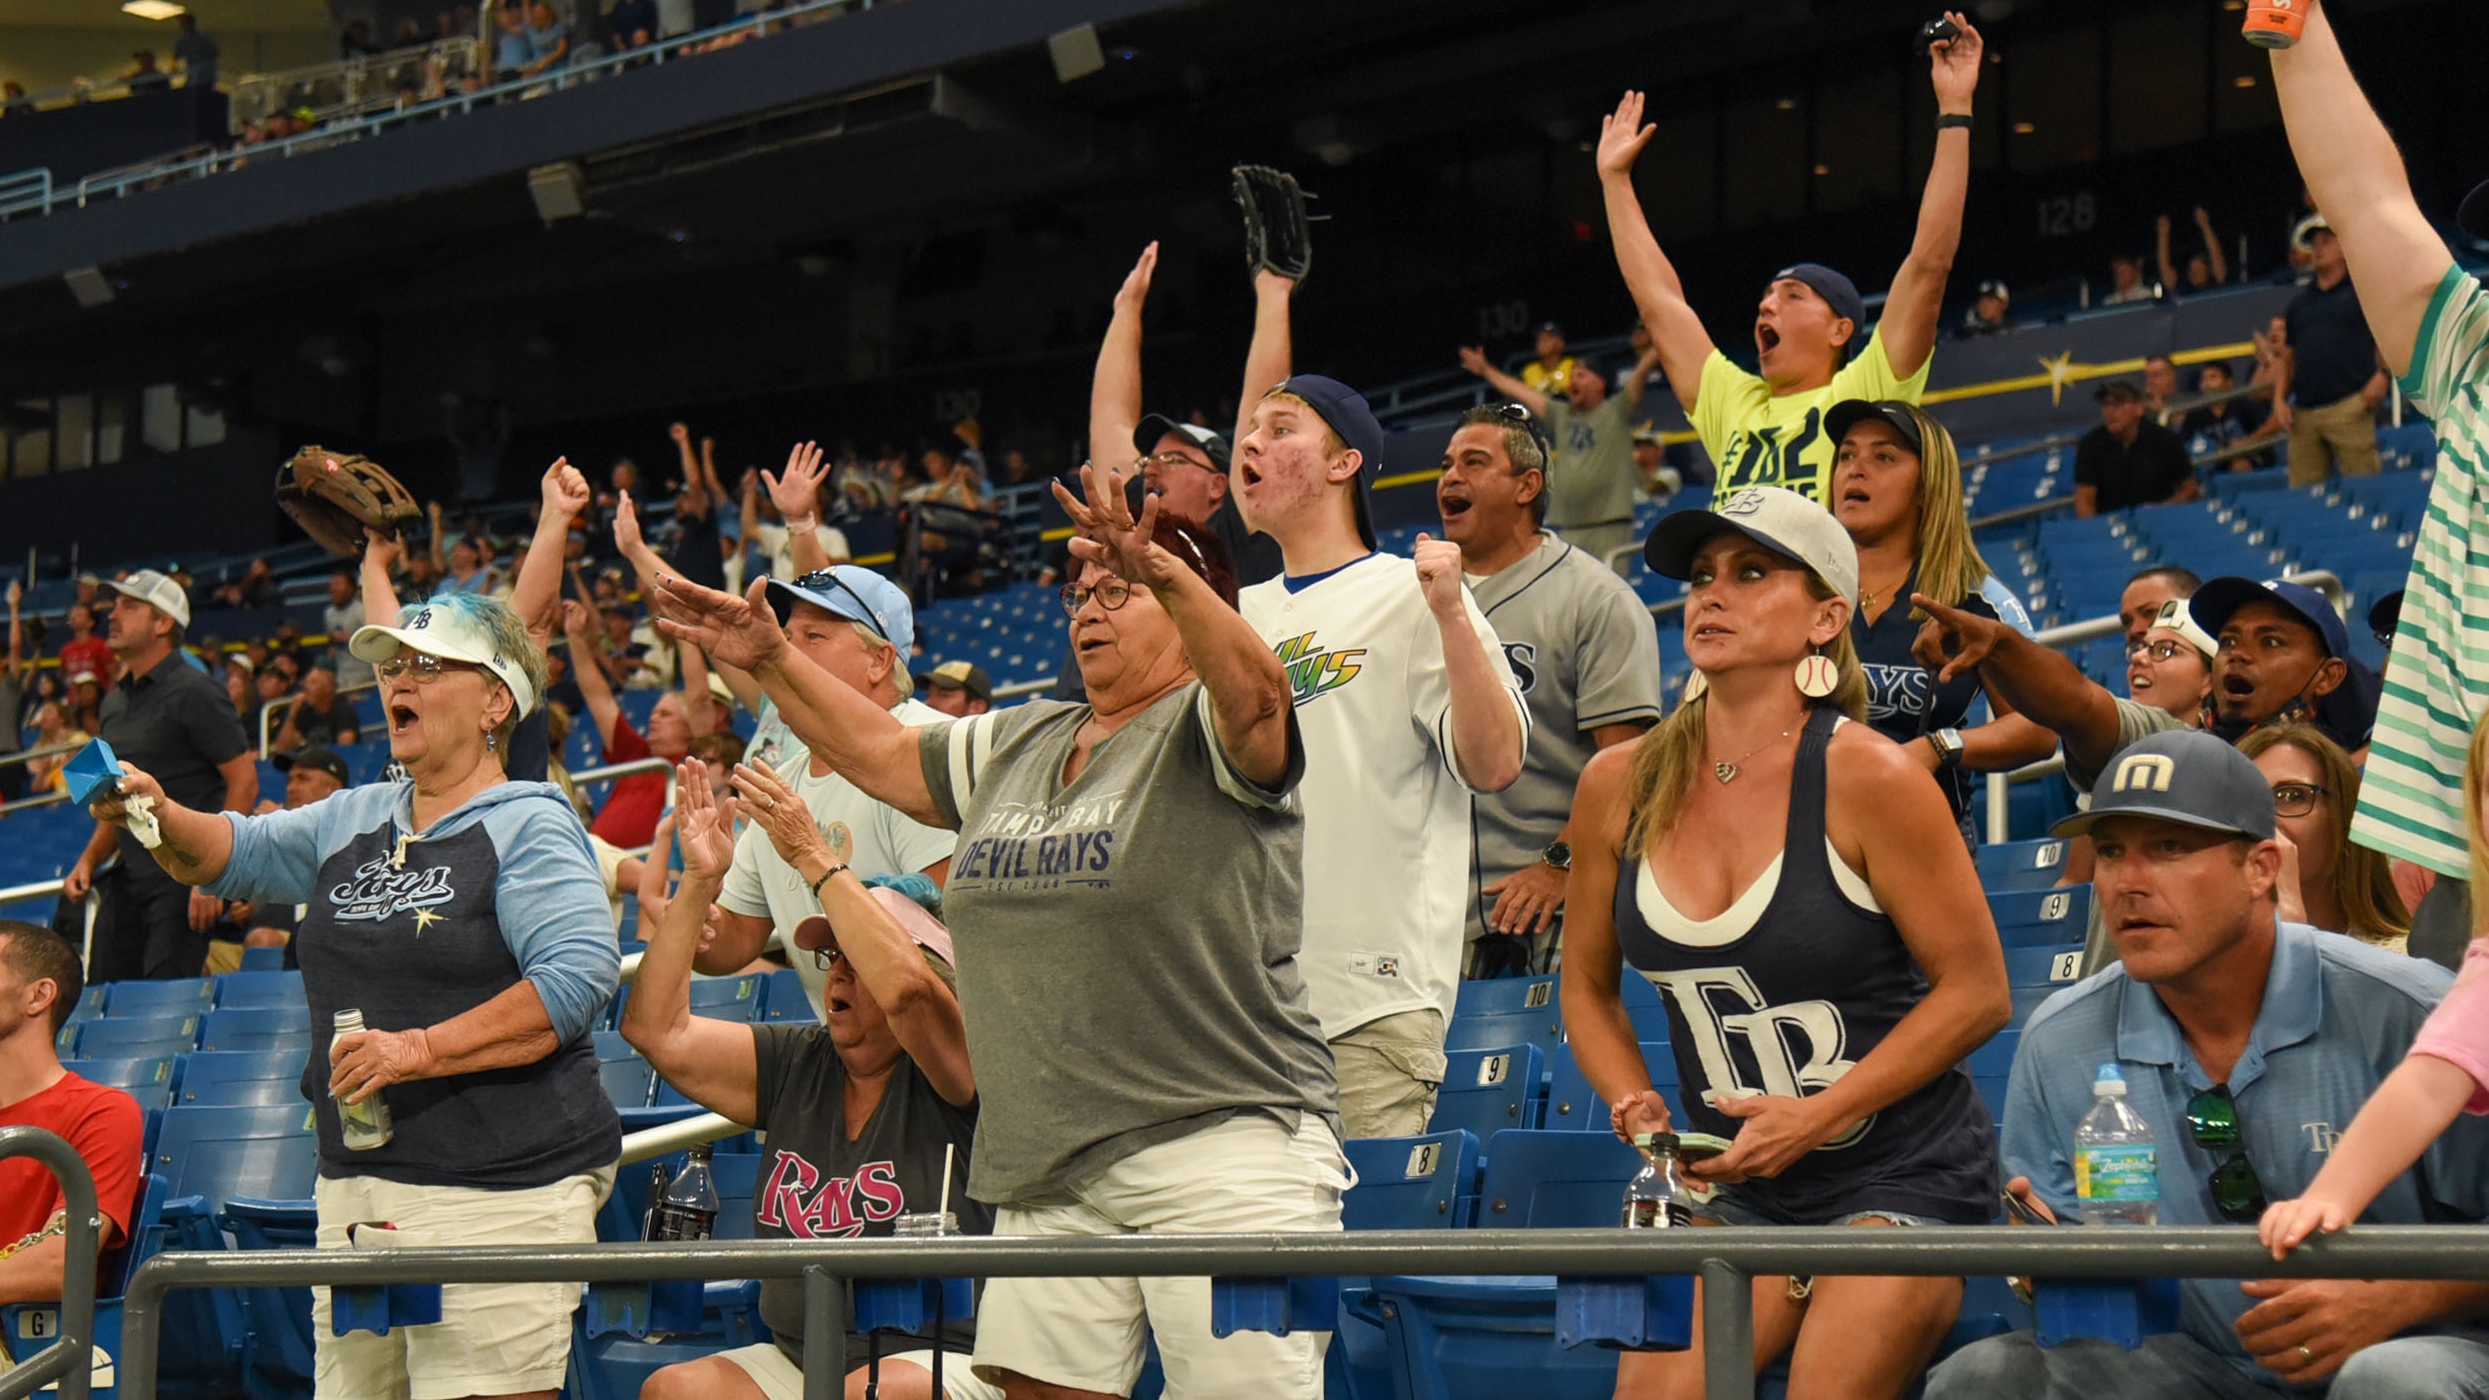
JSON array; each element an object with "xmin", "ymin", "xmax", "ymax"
[
  {"xmin": 1623, "ymin": 1198, "xmax": 1691, "ymax": 1229},
  {"xmin": 2075, "ymin": 1144, "xmax": 2158, "ymax": 1203}
]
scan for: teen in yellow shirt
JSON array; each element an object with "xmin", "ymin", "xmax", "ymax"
[{"xmin": 1596, "ymin": 10, "xmax": 1983, "ymax": 504}]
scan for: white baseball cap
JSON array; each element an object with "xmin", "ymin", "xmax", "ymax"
[
  {"xmin": 350, "ymin": 599, "xmax": 538, "ymax": 718},
  {"xmin": 105, "ymin": 569, "xmax": 190, "ymax": 630},
  {"xmin": 2149, "ymin": 596, "xmax": 2218, "ymax": 661},
  {"xmin": 1643, "ymin": 485, "xmax": 1860, "ymax": 605}
]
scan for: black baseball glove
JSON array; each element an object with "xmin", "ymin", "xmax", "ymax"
[
  {"xmin": 275, "ymin": 446, "xmax": 422, "ymax": 557},
  {"xmin": 1231, "ymin": 164, "xmax": 1315, "ymax": 283}
]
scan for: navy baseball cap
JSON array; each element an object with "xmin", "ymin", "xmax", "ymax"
[
  {"xmin": 2187, "ymin": 577, "xmax": 2349, "ymax": 660},
  {"xmin": 1133, "ymin": 416, "xmax": 1230, "ymax": 471},
  {"xmin": 1271, "ymin": 374, "xmax": 1386, "ymax": 549},
  {"xmin": 1769, "ymin": 263, "xmax": 1867, "ymax": 340},
  {"xmin": 272, "ymin": 743, "xmax": 351, "ymax": 788},
  {"xmin": 2369, "ymin": 588, "xmax": 2405, "ymax": 647},
  {"xmin": 765, "ymin": 565, "xmax": 916, "ymax": 660},
  {"xmin": 2049, "ymin": 729, "xmax": 2277, "ymax": 842},
  {"xmin": 1823, "ymin": 400, "xmax": 1922, "ymax": 456}
]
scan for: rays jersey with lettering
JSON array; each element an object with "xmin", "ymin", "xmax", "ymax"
[
  {"xmin": 1612, "ymin": 708, "xmax": 1994, "ymax": 1223},
  {"xmin": 1465, "ymin": 535, "xmax": 1664, "ymax": 943},
  {"xmin": 1241, "ymin": 553, "xmax": 1530, "ymax": 1038}
]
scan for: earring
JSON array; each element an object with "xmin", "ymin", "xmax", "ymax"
[
  {"xmin": 1795, "ymin": 651, "xmax": 1838, "ymax": 699},
  {"xmin": 485, "ymin": 731, "xmax": 498, "ymax": 752}
]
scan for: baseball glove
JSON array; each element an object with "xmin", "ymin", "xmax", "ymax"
[
  {"xmin": 275, "ymin": 446, "xmax": 421, "ymax": 557},
  {"xmin": 1231, "ymin": 164, "xmax": 1315, "ymax": 283}
]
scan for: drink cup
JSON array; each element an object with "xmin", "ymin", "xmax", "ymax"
[{"xmin": 2242, "ymin": 0, "xmax": 2305, "ymax": 49}]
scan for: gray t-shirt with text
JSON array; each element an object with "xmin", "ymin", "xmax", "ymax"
[
  {"xmin": 1541, "ymin": 395, "xmax": 1638, "ymax": 531},
  {"xmin": 918, "ymin": 683, "xmax": 1338, "ymax": 1205}
]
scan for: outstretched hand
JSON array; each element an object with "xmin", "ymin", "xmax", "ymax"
[
  {"xmin": 1609, "ymin": 1090, "xmax": 1672, "ymax": 1144},
  {"xmin": 1457, "ymin": 345, "xmax": 1492, "ymax": 377},
  {"xmin": 1596, "ymin": 90, "xmax": 1657, "ymax": 181},
  {"xmin": 1053, "ymin": 459, "xmax": 1180, "ymax": 592},
  {"xmin": 765, "ymin": 441, "xmax": 827, "ymax": 522},
  {"xmin": 613, "ymin": 492, "xmax": 645, "ymax": 557},
  {"xmin": 1115, "ymin": 241, "xmax": 1158, "ymax": 316},
  {"xmin": 672, "ymin": 758, "xmax": 738, "ymax": 882},
  {"xmin": 729, "ymin": 759, "xmax": 834, "ymax": 874},
  {"xmin": 1927, "ymin": 10, "xmax": 1984, "ymax": 113},
  {"xmin": 650, "ymin": 575, "xmax": 787, "ymax": 675},
  {"xmin": 1909, "ymin": 592, "xmax": 2010, "ymax": 684}
]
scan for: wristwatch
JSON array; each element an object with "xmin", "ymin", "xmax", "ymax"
[
  {"xmin": 1540, "ymin": 840, "xmax": 1572, "ymax": 872},
  {"xmin": 1928, "ymin": 728, "xmax": 1967, "ymax": 770}
]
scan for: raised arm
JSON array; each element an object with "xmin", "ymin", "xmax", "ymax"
[
  {"xmin": 1456, "ymin": 346, "xmax": 1547, "ymax": 418},
  {"xmin": 1233, "ymin": 270, "xmax": 1296, "ymax": 448},
  {"xmin": 648, "ymin": 575, "xmax": 944, "ymax": 827},
  {"xmin": 84, "ymin": 761, "xmax": 236, "ymax": 886},
  {"xmin": 1877, "ymin": 11, "xmax": 1981, "ymax": 380},
  {"xmin": 1912, "ymin": 593, "xmax": 2123, "ymax": 779},
  {"xmin": 559, "ymin": 599, "xmax": 623, "ymax": 751},
  {"xmin": 620, "ymin": 760, "xmax": 760, "ymax": 1123},
  {"xmin": 1619, "ymin": 345, "xmax": 1663, "ymax": 410},
  {"xmin": 1596, "ymin": 90, "xmax": 1713, "ymax": 414},
  {"xmin": 1092, "ymin": 243, "xmax": 1156, "ymax": 475},
  {"xmin": 1418, "ymin": 534, "xmax": 1525, "ymax": 792},
  {"xmin": 2270, "ymin": 1, "xmax": 2455, "ymax": 375},
  {"xmin": 2157, "ymin": 214, "xmax": 2183, "ymax": 294},
  {"xmin": 361, "ymin": 528, "xmax": 404, "ymax": 627},
  {"xmin": 764, "ymin": 443, "xmax": 834, "ymax": 578},
  {"xmin": 2196, "ymin": 207, "xmax": 2229, "ymax": 286},
  {"xmin": 512, "ymin": 458, "xmax": 592, "ymax": 646},
  {"xmin": 425, "ymin": 502, "xmax": 447, "ymax": 576}
]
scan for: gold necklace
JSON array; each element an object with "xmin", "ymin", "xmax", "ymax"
[
  {"xmin": 1709, "ymin": 725, "xmax": 1795, "ymax": 784},
  {"xmin": 1859, "ymin": 566, "xmax": 1914, "ymax": 614}
]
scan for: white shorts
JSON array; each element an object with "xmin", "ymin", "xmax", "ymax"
[
  {"xmin": 716, "ymin": 1340, "xmax": 1003, "ymax": 1400},
  {"xmin": 971, "ymin": 1112, "xmax": 1347, "ymax": 1400},
  {"xmin": 309, "ymin": 1165, "xmax": 614, "ymax": 1400}
]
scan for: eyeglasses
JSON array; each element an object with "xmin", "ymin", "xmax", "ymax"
[
  {"xmin": 1491, "ymin": 401, "xmax": 1554, "ymax": 452},
  {"xmin": 2270, "ymin": 781, "xmax": 2327, "ymax": 818},
  {"xmin": 2127, "ymin": 638, "xmax": 2194, "ymax": 662},
  {"xmin": 789, "ymin": 570, "xmax": 887, "ymax": 644},
  {"xmin": 376, "ymin": 654, "xmax": 478, "ymax": 684},
  {"xmin": 2184, "ymin": 1086, "xmax": 2268, "ymax": 1223},
  {"xmin": 809, "ymin": 947, "xmax": 846, "ymax": 971},
  {"xmin": 1058, "ymin": 579, "xmax": 1134, "ymax": 619},
  {"xmin": 1145, "ymin": 450, "xmax": 1221, "ymax": 474}
]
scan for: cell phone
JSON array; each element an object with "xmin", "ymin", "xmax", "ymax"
[
  {"xmin": 1674, "ymin": 1132, "xmax": 1734, "ymax": 1162},
  {"xmin": 1914, "ymin": 15, "xmax": 1960, "ymax": 56},
  {"xmin": 2001, "ymin": 1188, "xmax": 2056, "ymax": 1226}
]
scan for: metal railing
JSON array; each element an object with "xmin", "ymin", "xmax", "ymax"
[
  {"xmin": 0, "ymin": 167, "xmax": 54, "ymax": 222},
  {"xmin": 108, "ymin": 1223, "xmax": 2489, "ymax": 1400},
  {"xmin": 0, "ymin": 1127, "xmax": 100, "ymax": 1400},
  {"xmin": 230, "ymin": 40, "xmax": 485, "ymax": 131},
  {"xmin": 256, "ymin": 678, "xmax": 382, "ymax": 758}
]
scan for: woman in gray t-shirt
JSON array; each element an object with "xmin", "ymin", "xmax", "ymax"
[{"xmin": 650, "ymin": 462, "xmax": 1343, "ymax": 1400}]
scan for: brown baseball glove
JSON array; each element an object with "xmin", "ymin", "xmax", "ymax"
[{"xmin": 275, "ymin": 447, "xmax": 421, "ymax": 557}]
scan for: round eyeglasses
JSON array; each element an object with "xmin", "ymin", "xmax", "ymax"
[
  {"xmin": 1058, "ymin": 579, "xmax": 1134, "ymax": 619},
  {"xmin": 2270, "ymin": 781, "xmax": 2327, "ymax": 819}
]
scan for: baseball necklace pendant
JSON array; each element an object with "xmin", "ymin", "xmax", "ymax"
[{"xmin": 1710, "ymin": 725, "xmax": 1795, "ymax": 784}]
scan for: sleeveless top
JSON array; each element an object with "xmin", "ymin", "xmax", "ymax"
[{"xmin": 1613, "ymin": 706, "xmax": 1995, "ymax": 1224}]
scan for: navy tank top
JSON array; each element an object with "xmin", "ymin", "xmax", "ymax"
[{"xmin": 1614, "ymin": 706, "xmax": 1996, "ymax": 1224}]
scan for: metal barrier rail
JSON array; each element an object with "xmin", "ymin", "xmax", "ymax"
[
  {"xmin": 0, "ymin": 1127, "xmax": 101, "ymax": 1400},
  {"xmin": 112, "ymin": 1224, "xmax": 2489, "ymax": 1400},
  {"xmin": 0, "ymin": 168, "xmax": 55, "ymax": 222},
  {"xmin": 230, "ymin": 40, "xmax": 487, "ymax": 131}
]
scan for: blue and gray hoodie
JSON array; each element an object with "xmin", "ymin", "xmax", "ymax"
[{"xmin": 206, "ymin": 780, "xmax": 623, "ymax": 1188}]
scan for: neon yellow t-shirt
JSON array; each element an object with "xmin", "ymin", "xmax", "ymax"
[{"xmin": 1690, "ymin": 331, "xmax": 1932, "ymax": 503}]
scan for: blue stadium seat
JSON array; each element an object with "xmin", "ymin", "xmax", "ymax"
[
  {"xmin": 237, "ymin": 944, "xmax": 287, "ymax": 972},
  {"xmin": 1989, "ymin": 885, "xmax": 2093, "ymax": 948},
  {"xmin": 2006, "ymin": 944, "xmax": 2089, "ymax": 1024},
  {"xmin": 178, "ymin": 1049, "xmax": 312, "ymax": 1107},
  {"xmin": 197, "ymin": 1005, "xmax": 316, "ymax": 1053},
  {"xmin": 213, "ymin": 969, "xmax": 306, "ymax": 1009},
  {"xmin": 1453, "ymin": 976, "xmax": 1556, "ymax": 1017},
  {"xmin": 575, "ymin": 1152, "xmax": 771, "ymax": 1400},
  {"xmin": 68, "ymin": 1014, "xmax": 200, "ymax": 1060},
  {"xmin": 1, "ymin": 1173, "xmax": 173, "ymax": 1400},
  {"xmin": 144, "ymin": 1103, "xmax": 321, "ymax": 1393},
  {"xmin": 1617, "ymin": 974, "xmax": 1671, "ymax": 1041},
  {"xmin": 592, "ymin": 1029, "xmax": 640, "ymax": 1061},
  {"xmin": 1342, "ymin": 1131, "xmax": 1481, "ymax": 1231},
  {"xmin": 1540, "ymin": 1042, "xmax": 1682, "ymax": 1133},
  {"xmin": 1444, "ymin": 1000, "xmax": 1561, "ymax": 1055},
  {"xmin": 1975, "ymin": 838, "xmax": 2071, "ymax": 892},
  {"xmin": 689, "ymin": 973, "xmax": 767, "ymax": 1022},
  {"xmin": 62, "ymin": 1054, "xmax": 179, "ymax": 1096},
  {"xmin": 599, "ymin": 1057, "xmax": 659, "ymax": 1110},
  {"xmin": 760, "ymin": 967, "xmax": 816, "ymax": 1022},
  {"xmin": 1428, "ymin": 1045, "xmax": 1543, "ymax": 1143},
  {"xmin": 102, "ymin": 978, "xmax": 215, "ymax": 1019}
]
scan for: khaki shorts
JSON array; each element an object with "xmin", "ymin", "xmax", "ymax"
[
  {"xmin": 973, "ymin": 1113, "xmax": 1347, "ymax": 1400},
  {"xmin": 716, "ymin": 1340, "xmax": 1003, "ymax": 1400},
  {"xmin": 1330, "ymin": 1008, "xmax": 1448, "ymax": 1140},
  {"xmin": 310, "ymin": 1165, "xmax": 614, "ymax": 1400}
]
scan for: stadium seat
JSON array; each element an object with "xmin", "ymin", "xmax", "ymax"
[
  {"xmin": 237, "ymin": 945, "xmax": 287, "ymax": 971},
  {"xmin": 1427, "ymin": 1045, "xmax": 1543, "ymax": 1143},
  {"xmin": 143, "ymin": 1103, "xmax": 320, "ymax": 1393},
  {"xmin": 1989, "ymin": 885, "xmax": 2093, "ymax": 948},
  {"xmin": 0, "ymin": 1173, "xmax": 173, "ymax": 1400},
  {"xmin": 1342, "ymin": 1131, "xmax": 1481, "ymax": 1231},
  {"xmin": 1617, "ymin": 974, "xmax": 1671, "ymax": 1041},
  {"xmin": 2006, "ymin": 944, "xmax": 2089, "ymax": 1024},
  {"xmin": 178, "ymin": 1049, "xmax": 312, "ymax": 1107},
  {"xmin": 1443, "ymin": 1000, "xmax": 1561, "ymax": 1055},
  {"xmin": 68, "ymin": 1014, "xmax": 200, "ymax": 1060},
  {"xmin": 1975, "ymin": 838, "xmax": 2071, "ymax": 892},
  {"xmin": 197, "ymin": 1005, "xmax": 316, "ymax": 1053},
  {"xmin": 599, "ymin": 1057, "xmax": 659, "ymax": 1110},
  {"xmin": 592, "ymin": 1029, "xmax": 640, "ymax": 1061},
  {"xmin": 760, "ymin": 967, "xmax": 817, "ymax": 1022},
  {"xmin": 1453, "ymin": 976, "xmax": 1556, "ymax": 1017},
  {"xmin": 688, "ymin": 973, "xmax": 767, "ymax": 1022},
  {"xmin": 213, "ymin": 969, "xmax": 307, "ymax": 1009},
  {"xmin": 103, "ymin": 978, "xmax": 216, "ymax": 1020},
  {"xmin": 62, "ymin": 1054, "xmax": 179, "ymax": 1096},
  {"xmin": 1540, "ymin": 1042, "xmax": 1682, "ymax": 1133}
]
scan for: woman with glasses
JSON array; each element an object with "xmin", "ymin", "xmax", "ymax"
[
  {"xmin": 83, "ymin": 589, "xmax": 621, "ymax": 1400},
  {"xmin": 646, "ymin": 462, "xmax": 1342, "ymax": 1400},
  {"xmin": 2239, "ymin": 723, "xmax": 2410, "ymax": 951},
  {"xmin": 626, "ymin": 756, "xmax": 994, "ymax": 1400},
  {"xmin": 1823, "ymin": 400, "xmax": 2058, "ymax": 839}
]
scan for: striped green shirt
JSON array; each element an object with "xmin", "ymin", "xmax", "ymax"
[{"xmin": 2351, "ymin": 262, "xmax": 2489, "ymax": 878}]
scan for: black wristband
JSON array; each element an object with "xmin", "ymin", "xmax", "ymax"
[
  {"xmin": 1935, "ymin": 113, "xmax": 1973, "ymax": 131},
  {"xmin": 808, "ymin": 863, "xmax": 848, "ymax": 903}
]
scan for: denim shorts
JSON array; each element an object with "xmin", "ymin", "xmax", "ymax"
[{"xmin": 1695, "ymin": 1184, "xmax": 1945, "ymax": 1229}]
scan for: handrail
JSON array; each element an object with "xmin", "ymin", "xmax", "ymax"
[
  {"xmin": 229, "ymin": 39, "xmax": 486, "ymax": 131},
  {"xmin": 257, "ymin": 678, "xmax": 382, "ymax": 758},
  {"xmin": 115, "ymin": 1224, "xmax": 2489, "ymax": 1400},
  {"xmin": 0, "ymin": 1127, "xmax": 100, "ymax": 1400},
  {"xmin": 0, "ymin": 167, "xmax": 54, "ymax": 222}
]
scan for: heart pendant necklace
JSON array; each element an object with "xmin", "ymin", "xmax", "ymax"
[{"xmin": 1710, "ymin": 725, "xmax": 1796, "ymax": 784}]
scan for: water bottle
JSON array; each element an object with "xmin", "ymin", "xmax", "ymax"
[
  {"xmin": 640, "ymin": 1162, "xmax": 672, "ymax": 1240},
  {"xmin": 646, "ymin": 1143, "xmax": 720, "ymax": 1241},
  {"xmin": 2074, "ymin": 1064, "xmax": 2159, "ymax": 1226},
  {"xmin": 330, "ymin": 1009, "xmax": 394, "ymax": 1150},
  {"xmin": 1622, "ymin": 1133, "xmax": 1694, "ymax": 1230}
]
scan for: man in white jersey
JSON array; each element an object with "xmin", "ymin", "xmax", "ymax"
[
  {"xmin": 1230, "ymin": 273, "xmax": 1530, "ymax": 1137},
  {"xmin": 696, "ymin": 566, "xmax": 954, "ymax": 1018},
  {"xmin": 1436, "ymin": 403, "xmax": 1661, "ymax": 975}
]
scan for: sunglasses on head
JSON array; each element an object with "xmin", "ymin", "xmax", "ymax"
[
  {"xmin": 1490, "ymin": 401, "xmax": 1555, "ymax": 454},
  {"xmin": 2185, "ymin": 1086, "xmax": 2269, "ymax": 1223},
  {"xmin": 789, "ymin": 571, "xmax": 887, "ymax": 644}
]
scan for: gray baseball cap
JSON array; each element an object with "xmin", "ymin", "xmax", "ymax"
[{"xmin": 2049, "ymin": 729, "xmax": 2276, "ymax": 842}]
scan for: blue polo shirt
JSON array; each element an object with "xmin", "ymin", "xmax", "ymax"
[{"xmin": 2005, "ymin": 922, "xmax": 2489, "ymax": 1388}]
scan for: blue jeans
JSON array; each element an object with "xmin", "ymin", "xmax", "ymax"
[{"xmin": 1926, "ymin": 1328, "xmax": 2489, "ymax": 1399}]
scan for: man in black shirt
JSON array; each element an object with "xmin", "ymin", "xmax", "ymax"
[
  {"xmin": 2074, "ymin": 380, "xmax": 2198, "ymax": 515},
  {"xmin": 2178, "ymin": 359, "xmax": 2280, "ymax": 471},
  {"xmin": 63, "ymin": 571, "xmax": 256, "ymax": 981},
  {"xmin": 2276, "ymin": 217, "xmax": 2388, "ymax": 486}
]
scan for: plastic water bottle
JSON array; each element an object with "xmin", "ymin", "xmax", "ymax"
[
  {"xmin": 1622, "ymin": 1133, "xmax": 1694, "ymax": 1229},
  {"xmin": 2074, "ymin": 1064, "xmax": 2158, "ymax": 1226},
  {"xmin": 330, "ymin": 1009, "xmax": 394, "ymax": 1151},
  {"xmin": 646, "ymin": 1143, "xmax": 719, "ymax": 1241}
]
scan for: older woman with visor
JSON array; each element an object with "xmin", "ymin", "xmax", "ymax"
[
  {"xmin": 646, "ymin": 460, "xmax": 1342, "ymax": 1400},
  {"xmin": 82, "ymin": 590, "xmax": 620, "ymax": 1400}
]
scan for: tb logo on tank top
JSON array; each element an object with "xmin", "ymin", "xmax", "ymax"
[{"xmin": 1645, "ymin": 966, "xmax": 1874, "ymax": 1150}]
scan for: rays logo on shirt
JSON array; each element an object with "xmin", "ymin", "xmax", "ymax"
[
  {"xmin": 1719, "ymin": 411, "xmax": 1827, "ymax": 498},
  {"xmin": 1271, "ymin": 632, "xmax": 1367, "ymax": 705},
  {"xmin": 328, "ymin": 856, "xmax": 457, "ymax": 923},
  {"xmin": 1645, "ymin": 966, "xmax": 1874, "ymax": 1149},
  {"xmin": 952, "ymin": 797, "xmax": 1122, "ymax": 892},
  {"xmin": 754, "ymin": 1152, "xmax": 906, "ymax": 1238},
  {"xmin": 1862, "ymin": 662, "xmax": 1932, "ymax": 722}
]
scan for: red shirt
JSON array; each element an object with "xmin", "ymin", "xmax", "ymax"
[
  {"xmin": 57, "ymin": 637, "xmax": 111, "ymax": 686},
  {"xmin": 0, "ymin": 1071, "xmax": 143, "ymax": 1254},
  {"xmin": 589, "ymin": 715, "xmax": 667, "ymax": 848}
]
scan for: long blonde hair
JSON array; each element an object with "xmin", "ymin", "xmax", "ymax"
[
  {"xmin": 2238, "ymin": 723, "xmax": 2410, "ymax": 946},
  {"xmin": 1888, "ymin": 403, "xmax": 1990, "ymax": 620},
  {"xmin": 2467, "ymin": 709, "xmax": 2489, "ymax": 935},
  {"xmin": 1624, "ymin": 569, "xmax": 1868, "ymax": 858}
]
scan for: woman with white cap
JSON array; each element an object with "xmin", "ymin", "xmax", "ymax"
[
  {"xmin": 627, "ymin": 755, "xmax": 992, "ymax": 1400},
  {"xmin": 1558, "ymin": 486, "xmax": 2010, "ymax": 1400},
  {"xmin": 83, "ymin": 589, "xmax": 620, "ymax": 1400}
]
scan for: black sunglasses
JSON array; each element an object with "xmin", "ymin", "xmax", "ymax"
[
  {"xmin": 788, "ymin": 570, "xmax": 887, "ymax": 644},
  {"xmin": 1490, "ymin": 401, "xmax": 1555, "ymax": 454},
  {"xmin": 2185, "ymin": 1087, "xmax": 2268, "ymax": 1223}
]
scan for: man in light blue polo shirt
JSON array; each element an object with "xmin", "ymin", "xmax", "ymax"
[{"xmin": 1927, "ymin": 730, "xmax": 2489, "ymax": 1400}]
